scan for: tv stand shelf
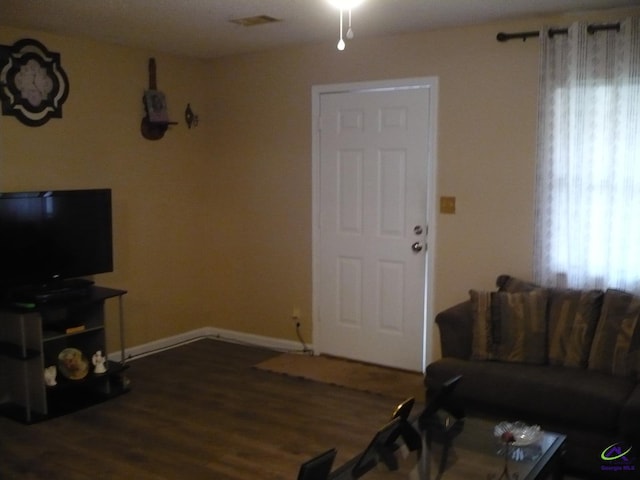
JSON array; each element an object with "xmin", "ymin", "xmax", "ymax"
[{"xmin": 0, "ymin": 286, "xmax": 129, "ymax": 423}]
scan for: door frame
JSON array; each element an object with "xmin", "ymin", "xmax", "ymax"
[{"xmin": 311, "ymin": 77, "xmax": 439, "ymax": 370}]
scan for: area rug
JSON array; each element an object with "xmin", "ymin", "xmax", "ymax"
[{"xmin": 254, "ymin": 353, "xmax": 424, "ymax": 400}]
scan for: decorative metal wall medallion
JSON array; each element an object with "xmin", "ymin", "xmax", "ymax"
[{"xmin": 0, "ymin": 38, "xmax": 70, "ymax": 126}]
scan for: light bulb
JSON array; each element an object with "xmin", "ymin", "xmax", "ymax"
[
  {"xmin": 327, "ymin": 0, "xmax": 365, "ymax": 9},
  {"xmin": 331, "ymin": 1, "xmax": 364, "ymax": 52},
  {"xmin": 336, "ymin": 8, "xmax": 345, "ymax": 50}
]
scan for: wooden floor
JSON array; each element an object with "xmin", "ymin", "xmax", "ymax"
[{"xmin": 0, "ymin": 339, "xmax": 418, "ymax": 480}]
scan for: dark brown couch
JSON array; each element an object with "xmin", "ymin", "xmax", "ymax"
[{"xmin": 425, "ymin": 276, "xmax": 640, "ymax": 477}]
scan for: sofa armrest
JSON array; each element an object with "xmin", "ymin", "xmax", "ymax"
[
  {"xmin": 620, "ymin": 384, "xmax": 640, "ymax": 440},
  {"xmin": 435, "ymin": 300, "xmax": 473, "ymax": 360}
]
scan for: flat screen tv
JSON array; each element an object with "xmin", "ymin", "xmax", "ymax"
[{"xmin": 0, "ymin": 188, "xmax": 113, "ymax": 300}]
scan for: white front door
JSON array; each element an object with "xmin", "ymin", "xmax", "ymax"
[{"xmin": 312, "ymin": 78, "xmax": 438, "ymax": 372}]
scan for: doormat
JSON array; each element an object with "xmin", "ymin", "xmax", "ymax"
[{"xmin": 254, "ymin": 353, "xmax": 424, "ymax": 401}]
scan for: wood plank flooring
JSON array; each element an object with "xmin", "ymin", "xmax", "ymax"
[{"xmin": 0, "ymin": 339, "xmax": 420, "ymax": 480}]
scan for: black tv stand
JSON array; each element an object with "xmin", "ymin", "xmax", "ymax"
[
  {"xmin": 0, "ymin": 285, "xmax": 129, "ymax": 423},
  {"xmin": 8, "ymin": 278, "xmax": 95, "ymax": 305}
]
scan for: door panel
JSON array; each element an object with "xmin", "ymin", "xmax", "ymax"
[{"xmin": 314, "ymin": 81, "xmax": 436, "ymax": 372}]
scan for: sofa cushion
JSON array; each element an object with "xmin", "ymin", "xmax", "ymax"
[
  {"xmin": 548, "ymin": 289, "xmax": 603, "ymax": 368},
  {"xmin": 589, "ymin": 289, "xmax": 640, "ymax": 377},
  {"xmin": 469, "ymin": 289, "xmax": 548, "ymax": 364},
  {"xmin": 426, "ymin": 357, "xmax": 636, "ymax": 433},
  {"xmin": 435, "ymin": 301, "xmax": 474, "ymax": 359},
  {"xmin": 496, "ymin": 274, "xmax": 540, "ymax": 292}
]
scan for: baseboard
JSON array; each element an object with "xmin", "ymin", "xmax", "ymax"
[{"xmin": 110, "ymin": 327, "xmax": 309, "ymax": 362}]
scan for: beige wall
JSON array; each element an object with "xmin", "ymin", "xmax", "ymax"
[
  {"xmin": 1, "ymin": 8, "xmax": 636, "ymax": 360},
  {"xmin": 0, "ymin": 27, "xmax": 225, "ymax": 352}
]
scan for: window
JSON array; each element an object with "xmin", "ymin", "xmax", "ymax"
[{"xmin": 534, "ymin": 19, "xmax": 640, "ymax": 292}]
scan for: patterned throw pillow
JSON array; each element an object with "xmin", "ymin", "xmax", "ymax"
[
  {"xmin": 588, "ymin": 289, "xmax": 640, "ymax": 377},
  {"xmin": 470, "ymin": 289, "xmax": 548, "ymax": 364},
  {"xmin": 547, "ymin": 289, "xmax": 604, "ymax": 368},
  {"xmin": 496, "ymin": 274, "xmax": 540, "ymax": 292},
  {"xmin": 469, "ymin": 290, "xmax": 494, "ymax": 361}
]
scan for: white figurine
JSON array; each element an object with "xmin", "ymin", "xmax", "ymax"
[
  {"xmin": 92, "ymin": 350, "xmax": 107, "ymax": 374},
  {"xmin": 44, "ymin": 365, "xmax": 57, "ymax": 386}
]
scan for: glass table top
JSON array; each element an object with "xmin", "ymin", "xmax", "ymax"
[{"xmin": 328, "ymin": 415, "xmax": 566, "ymax": 480}]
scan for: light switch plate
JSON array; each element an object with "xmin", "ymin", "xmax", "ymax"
[{"xmin": 440, "ymin": 196, "xmax": 456, "ymax": 214}]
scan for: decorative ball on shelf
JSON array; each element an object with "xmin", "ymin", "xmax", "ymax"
[{"xmin": 58, "ymin": 348, "xmax": 89, "ymax": 380}]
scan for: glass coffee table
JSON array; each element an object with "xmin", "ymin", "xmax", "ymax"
[{"xmin": 329, "ymin": 415, "xmax": 566, "ymax": 480}]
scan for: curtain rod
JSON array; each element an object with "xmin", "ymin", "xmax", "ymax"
[{"xmin": 496, "ymin": 23, "xmax": 620, "ymax": 42}]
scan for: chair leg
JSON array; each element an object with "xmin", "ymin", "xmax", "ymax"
[{"xmin": 439, "ymin": 438, "xmax": 451, "ymax": 475}]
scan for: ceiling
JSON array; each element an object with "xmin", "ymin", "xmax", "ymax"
[{"xmin": 0, "ymin": 0, "xmax": 637, "ymax": 59}]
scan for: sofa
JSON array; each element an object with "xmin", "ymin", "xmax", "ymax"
[{"xmin": 425, "ymin": 275, "xmax": 640, "ymax": 477}]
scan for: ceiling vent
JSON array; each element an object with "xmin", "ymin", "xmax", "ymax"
[{"xmin": 229, "ymin": 15, "xmax": 281, "ymax": 27}]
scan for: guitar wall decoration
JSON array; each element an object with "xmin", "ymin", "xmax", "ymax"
[{"xmin": 141, "ymin": 58, "xmax": 177, "ymax": 140}]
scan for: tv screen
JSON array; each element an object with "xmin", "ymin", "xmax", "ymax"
[{"xmin": 0, "ymin": 189, "xmax": 113, "ymax": 295}]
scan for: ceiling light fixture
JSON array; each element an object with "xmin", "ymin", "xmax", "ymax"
[{"xmin": 327, "ymin": 0, "xmax": 366, "ymax": 51}]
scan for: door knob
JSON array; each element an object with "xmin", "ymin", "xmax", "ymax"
[{"xmin": 411, "ymin": 242, "xmax": 423, "ymax": 252}]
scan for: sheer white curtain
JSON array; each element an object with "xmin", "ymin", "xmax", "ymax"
[{"xmin": 534, "ymin": 18, "xmax": 640, "ymax": 292}]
